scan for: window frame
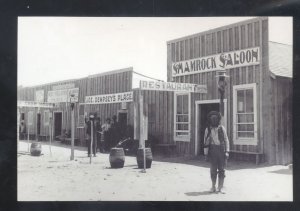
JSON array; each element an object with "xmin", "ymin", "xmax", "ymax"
[
  {"xmin": 174, "ymin": 92, "xmax": 191, "ymax": 142},
  {"xmin": 233, "ymin": 83, "xmax": 258, "ymax": 145}
]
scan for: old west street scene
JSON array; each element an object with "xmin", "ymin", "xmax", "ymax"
[{"xmin": 17, "ymin": 17, "xmax": 292, "ymax": 201}]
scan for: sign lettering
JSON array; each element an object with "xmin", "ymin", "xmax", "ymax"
[
  {"xmin": 85, "ymin": 92, "xmax": 133, "ymax": 104},
  {"xmin": 140, "ymin": 80, "xmax": 207, "ymax": 93},
  {"xmin": 47, "ymin": 88, "xmax": 79, "ymax": 103},
  {"xmin": 172, "ymin": 47, "xmax": 260, "ymax": 77}
]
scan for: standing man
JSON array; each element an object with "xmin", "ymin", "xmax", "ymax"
[
  {"xmin": 102, "ymin": 118, "xmax": 111, "ymax": 152},
  {"xmin": 19, "ymin": 120, "xmax": 26, "ymax": 140},
  {"xmin": 85, "ymin": 114, "xmax": 97, "ymax": 157},
  {"xmin": 95, "ymin": 117, "xmax": 102, "ymax": 153},
  {"xmin": 204, "ymin": 111, "xmax": 230, "ymax": 194}
]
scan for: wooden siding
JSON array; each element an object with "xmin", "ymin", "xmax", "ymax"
[
  {"xmin": 18, "ymin": 69, "xmax": 134, "ymax": 146},
  {"xmin": 167, "ymin": 17, "xmax": 268, "ymax": 157}
]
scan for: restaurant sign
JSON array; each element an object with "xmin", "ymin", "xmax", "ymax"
[
  {"xmin": 172, "ymin": 47, "xmax": 260, "ymax": 77},
  {"xmin": 85, "ymin": 91, "xmax": 133, "ymax": 104},
  {"xmin": 140, "ymin": 80, "xmax": 207, "ymax": 93},
  {"xmin": 47, "ymin": 88, "xmax": 79, "ymax": 103}
]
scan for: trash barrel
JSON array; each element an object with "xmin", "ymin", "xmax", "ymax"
[
  {"xmin": 30, "ymin": 142, "xmax": 42, "ymax": 156},
  {"xmin": 136, "ymin": 148, "xmax": 153, "ymax": 169},
  {"xmin": 109, "ymin": 148, "xmax": 125, "ymax": 168}
]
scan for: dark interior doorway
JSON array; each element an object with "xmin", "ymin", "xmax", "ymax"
[
  {"xmin": 37, "ymin": 113, "xmax": 41, "ymax": 136},
  {"xmin": 118, "ymin": 111, "xmax": 128, "ymax": 138},
  {"xmin": 198, "ymin": 103, "xmax": 219, "ymax": 155},
  {"xmin": 54, "ymin": 112, "xmax": 62, "ymax": 138}
]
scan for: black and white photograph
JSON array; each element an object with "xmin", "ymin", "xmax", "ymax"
[{"xmin": 17, "ymin": 16, "xmax": 293, "ymax": 201}]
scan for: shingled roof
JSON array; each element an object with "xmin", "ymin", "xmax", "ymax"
[{"xmin": 269, "ymin": 41, "xmax": 292, "ymax": 78}]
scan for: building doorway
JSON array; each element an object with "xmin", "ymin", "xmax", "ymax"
[
  {"xmin": 195, "ymin": 99, "xmax": 227, "ymax": 156},
  {"xmin": 54, "ymin": 112, "xmax": 63, "ymax": 139},
  {"xmin": 118, "ymin": 110, "xmax": 128, "ymax": 138},
  {"xmin": 37, "ymin": 113, "xmax": 41, "ymax": 137}
]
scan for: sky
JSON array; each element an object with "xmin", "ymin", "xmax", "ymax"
[{"xmin": 18, "ymin": 17, "xmax": 293, "ymax": 87}]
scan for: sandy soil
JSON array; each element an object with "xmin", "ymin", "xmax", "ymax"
[{"xmin": 17, "ymin": 140, "xmax": 293, "ymax": 201}]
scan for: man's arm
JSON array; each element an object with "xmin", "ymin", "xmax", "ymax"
[{"xmin": 222, "ymin": 126, "xmax": 230, "ymax": 152}]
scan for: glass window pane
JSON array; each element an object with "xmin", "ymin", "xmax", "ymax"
[
  {"xmin": 238, "ymin": 132, "xmax": 247, "ymax": 138},
  {"xmin": 183, "ymin": 115, "xmax": 188, "ymax": 122},
  {"xmin": 237, "ymin": 90, "xmax": 245, "ymax": 113},
  {"xmin": 246, "ymin": 124, "xmax": 254, "ymax": 131},
  {"xmin": 183, "ymin": 95, "xmax": 188, "ymax": 114},
  {"xmin": 245, "ymin": 89, "xmax": 254, "ymax": 112},
  {"xmin": 246, "ymin": 114, "xmax": 254, "ymax": 122},
  {"xmin": 177, "ymin": 95, "xmax": 182, "ymax": 114},
  {"xmin": 238, "ymin": 124, "xmax": 247, "ymax": 131},
  {"xmin": 247, "ymin": 132, "xmax": 254, "ymax": 137},
  {"xmin": 183, "ymin": 124, "xmax": 188, "ymax": 130}
]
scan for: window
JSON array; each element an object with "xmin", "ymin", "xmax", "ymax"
[
  {"xmin": 174, "ymin": 93, "xmax": 190, "ymax": 141},
  {"xmin": 44, "ymin": 110, "xmax": 50, "ymax": 126},
  {"xmin": 233, "ymin": 83, "xmax": 257, "ymax": 145}
]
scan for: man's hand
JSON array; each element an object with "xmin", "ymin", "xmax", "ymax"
[{"xmin": 225, "ymin": 152, "xmax": 229, "ymax": 159}]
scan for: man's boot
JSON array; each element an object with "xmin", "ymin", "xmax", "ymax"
[
  {"xmin": 210, "ymin": 175, "xmax": 217, "ymax": 193},
  {"xmin": 217, "ymin": 176, "xmax": 225, "ymax": 194}
]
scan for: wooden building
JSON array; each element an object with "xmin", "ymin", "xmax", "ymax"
[
  {"xmin": 18, "ymin": 17, "xmax": 292, "ymax": 165},
  {"xmin": 166, "ymin": 17, "xmax": 292, "ymax": 164}
]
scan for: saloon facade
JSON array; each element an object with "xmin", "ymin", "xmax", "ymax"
[{"xmin": 18, "ymin": 17, "xmax": 292, "ymax": 164}]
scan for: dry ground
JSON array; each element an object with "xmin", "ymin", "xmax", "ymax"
[{"xmin": 17, "ymin": 140, "xmax": 293, "ymax": 201}]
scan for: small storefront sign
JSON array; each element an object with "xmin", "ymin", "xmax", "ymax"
[
  {"xmin": 35, "ymin": 90, "xmax": 44, "ymax": 102},
  {"xmin": 47, "ymin": 88, "xmax": 79, "ymax": 103},
  {"xmin": 140, "ymin": 80, "xmax": 207, "ymax": 93},
  {"xmin": 172, "ymin": 47, "xmax": 260, "ymax": 77},
  {"xmin": 18, "ymin": 101, "xmax": 55, "ymax": 108},
  {"xmin": 85, "ymin": 91, "xmax": 133, "ymax": 104}
]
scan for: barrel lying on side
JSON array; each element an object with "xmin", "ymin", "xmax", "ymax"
[
  {"xmin": 30, "ymin": 142, "xmax": 42, "ymax": 156},
  {"xmin": 109, "ymin": 148, "xmax": 125, "ymax": 168},
  {"xmin": 136, "ymin": 148, "xmax": 153, "ymax": 169}
]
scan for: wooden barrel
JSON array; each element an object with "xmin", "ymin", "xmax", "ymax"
[
  {"xmin": 30, "ymin": 142, "xmax": 42, "ymax": 156},
  {"xmin": 109, "ymin": 148, "xmax": 125, "ymax": 168},
  {"xmin": 136, "ymin": 148, "xmax": 153, "ymax": 169}
]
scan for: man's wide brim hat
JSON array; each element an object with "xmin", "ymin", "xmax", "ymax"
[{"xmin": 207, "ymin": 111, "xmax": 221, "ymax": 120}]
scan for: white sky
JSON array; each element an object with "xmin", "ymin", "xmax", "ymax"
[{"xmin": 18, "ymin": 17, "xmax": 292, "ymax": 87}]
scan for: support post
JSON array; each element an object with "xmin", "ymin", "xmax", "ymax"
[
  {"xmin": 70, "ymin": 106, "xmax": 75, "ymax": 160},
  {"xmin": 90, "ymin": 120, "xmax": 93, "ymax": 164},
  {"xmin": 49, "ymin": 116, "xmax": 52, "ymax": 156}
]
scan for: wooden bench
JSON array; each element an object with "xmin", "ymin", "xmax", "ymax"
[
  {"xmin": 63, "ymin": 138, "xmax": 80, "ymax": 146},
  {"xmin": 230, "ymin": 150, "xmax": 264, "ymax": 165},
  {"xmin": 154, "ymin": 144, "xmax": 177, "ymax": 156}
]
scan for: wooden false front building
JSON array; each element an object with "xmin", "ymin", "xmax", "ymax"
[
  {"xmin": 18, "ymin": 17, "xmax": 292, "ymax": 165},
  {"xmin": 166, "ymin": 17, "xmax": 292, "ymax": 165}
]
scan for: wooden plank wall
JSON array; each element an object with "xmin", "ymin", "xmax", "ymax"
[
  {"xmin": 167, "ymin": 17, "xmax": 268, "ymax": 156},
  {"xmin": 133, "ymin": 89, "xmax": 174, "ymax": 144},
  {"xmin": 18, "ymin": 69, "xmax": 134, "ymax": 145},
  {"xmin": 270, "ymin": 77, "xmax": 293, "ymax": 164}
]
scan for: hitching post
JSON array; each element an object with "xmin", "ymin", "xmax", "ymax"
[
  {"xmin": 49, "ymin": 115, "xmax": 52, "ymax": 156},
  {"xmin": 138, "ymin": 88, "xmax": 146, "ymax": 173},
  {"xmin": 70, "ymin": 94, "xmax": 75, "ymax": 161},
  {"xmin": 27, "ymin": 111, "xmax": 30, "ymax": 152},
  {"xmin": 217, "ymin": 69, "xmax": 228, "ymax": 166},
  {"xmin": 90, "ymin": 115, "xmax": 94, "ymax": 164}
]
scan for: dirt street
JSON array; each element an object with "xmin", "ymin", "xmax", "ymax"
[{"xmin": 17, "ymin": 141, "xmax": 292, "ymax": 201}]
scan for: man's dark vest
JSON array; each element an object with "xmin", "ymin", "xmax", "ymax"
[{"xmin": 218, "ymin": 126, "xmax": 226, "ymax": 152}]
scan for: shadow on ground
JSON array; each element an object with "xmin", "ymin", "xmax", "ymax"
[
  {"xmin": 185, "ymin": 191, "xmax": 213, "ymax": 196},
  {"xmin": 152, "ymin": 154, "xmax": 275, "ymax": 171},
  {"xmin": 268, "ymin": 168, "xmax": 292, "ymax": 175}
]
